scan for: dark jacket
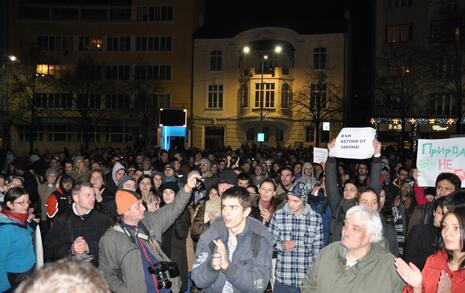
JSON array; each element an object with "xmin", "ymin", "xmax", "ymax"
[
  {"xmin": 403, "ymin": 224, "xmax": 440, "ymax": 270},
  {"xmin": 162, "ymin": 208, "xmax": 191, "ymax": 291},
  {"xmin": 45, "ymin": 205, "xmax": 112, "ymax": 266},
  {"xmin": 191, "ymin": 216, "xmax": 273, "ymax": 293},
  {"xmin": 326, "ymin": 157, "xmax": 382, "ymax": 243}
]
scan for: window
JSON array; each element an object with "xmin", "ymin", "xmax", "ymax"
[
  {"xmin": 77, "ymin": 94, "xmax": 101, "ymax": 109},
  {"xmin": 210, "ymin": 51, "xmax": 222, "ymax": 71},
  {"xmin": 139, "ymin": 94, "xmax": 170, "ymax": 109},
  {"xmin": 207, "ymin": 84, "xmax": 223, "ymax": 109},
  {"xmin": 313, "ymin": 48, "xmax": 327, "ymax": 69},
  {"xmin": 36, "ymin": 64, "xmax": 66, "ymax": 78},
  {"xmin": 48, "ymin": 125, "xmax": 72, "ymax": 142},
  {"xmin": 107, "ymin": 37, "xmax": 130, "ymax": 51},
  {"xmin": 81, "ymin": 8, "xmax": 107, "ymax": 21},
  {"xmin": 105, "ymin": 65, "xmax": 130, "ymax": 80},
  {"xmin": 79, "ymin": 37, "xmax": 103, "ymax": 51},
  {"xmin": 255, "ymin": 83, "xmax": 275, "ymax": 108},
  {"xmin": 240, "ymin": 84, "xmax": 248, "ymax": 108},
  {"xmin": 246, "ymin": 128, "xmax": 255, "ymax": 141},
  {"xmin": 136, "ymin": 36, "xmax": 172, "ymax": 51},
  {"xmin": 430, "ymin": 93, "xmax": 454, "ymax": 115},
  {"xmin": 136, "ymin": 6, "xmax": 173, "ymax": 21},
  {"xmin": 78, "ymin": 65, "xmax": 102, "ymax": 81},
  {"xmin": 21, "ymin": 6, "xmax": 50, "ymax": 20},
  {"xmin": 431, "ymin": 20, "xmax": 462, "ymax": 43},
  {"xmin": 51, "ymin": 7, "xmax": 78, "ymax": 20},
  {"xmin": 77, "ymin": 126, "xmax": 101, "ymax": 143},
  {"xmin": 135, "ymin": 64, "xmax": 171, "ymax": 80},
  {"xmin": 18, "ymin": 125, "xmax": 44, "ymax": 141},
  {"xmin": 109, "ymin": 8, "xmax": 131, "ymax": 21},
  {"xmin": 105, "ymin": 126, "xmax": 132, "ymax": 143},
  {"xmin": 281, "ymin": 83, "xmax": 291, "ymax": 108},
  {"xmin": 306, "ymin": 126, "xmax": 315, "ymax": 142},
  {"xmin": 156, "ymin": 94, "xmax": 171, "ymax": 109},
  {"xmin": 310, "ymin": 83, "xmax": 328, "ymax": 109},
  {"xmin": 386, "ymin": 0, "xmax": 413, "ymax": 9},
  {"xmin": 387, "ymin": 24, "xmax": 413, "ymax": 43},
  {"xmin": 36, "ymin": 36, "xmax": 73, "ymax": 52},
  {"xmin": 432, "ymin": 55, "xmax": 457, "ymax": 80},
  {"xmin": 35, "ymin": 93, "xmax": 72, "ymax": 109},
  {"xmin": 276, "ymin": 128, "xmax": 284, "ymax": 142},
  {"xmin": 105, "ymin": 94, "xmax": 130, "ymax": 110}
]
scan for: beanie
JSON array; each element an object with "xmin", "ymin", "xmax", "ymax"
[
  {"xmin": 218, "ymin": 169, "xmax": 238, "ymax": 186},
  {"xmin": 115, "ymin": 190, "xmax": 140, "ymax": 215},
  {"xmin": 117, "ymin": 175, "xmax": 135, "ymax": 189},
  {"xmin": 288, "ymin": 182, "xmax": 312, "ymax": 203},
  {"xmin": 160, "ymin": 181, "xmax": 180, "ymax": 194}
]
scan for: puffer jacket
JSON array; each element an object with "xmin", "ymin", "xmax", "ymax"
[
  {"xmin": 191, "ymin": 216, "xmax": 273, "ymax": 293},
  {"xmin": 98, "ymin": 187, "xmax": 191, "ymax": 293}
]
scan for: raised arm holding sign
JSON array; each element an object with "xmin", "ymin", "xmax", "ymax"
[{"xmin": 329, "ymin": 127, "xmax": 377, "ymax": 159}]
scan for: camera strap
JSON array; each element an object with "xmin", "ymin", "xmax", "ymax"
[{"xmin": 113, "ymin": 223, "xmax": 160, "ymax": 256}]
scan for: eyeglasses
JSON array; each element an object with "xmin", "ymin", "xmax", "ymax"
[{"xmin": 14, "ymin": 200, "xmax": 31, "ymax": 206}]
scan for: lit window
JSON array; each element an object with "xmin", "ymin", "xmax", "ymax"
[{"xmin": 90, "ymin": 37, "xmax": 103, "ymax": 50}]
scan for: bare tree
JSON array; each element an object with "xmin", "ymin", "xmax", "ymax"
[
  {"xmin": 58, "ymin": 56, "xmax": 111, "ymax": 152},
  {"xmin": 8, "ymin": 47, "xmax": 51, "ymax": 153},
  {"xmin": 375, "ymin": 43, "xmax": 430, "ymax": 150},
  {"xmin": 290, "ymin": 71, "xmax": 344, "ymax": 147}
]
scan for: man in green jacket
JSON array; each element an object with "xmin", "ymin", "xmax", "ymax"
[
  {"xmin": 98, "ymin": 171, "xmax": 200, "ymax": 293},
  {"xmin": 301, "ymin": 206, "xmax": 405, "ymax": 293}
]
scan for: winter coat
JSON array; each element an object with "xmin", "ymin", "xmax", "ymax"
[
  {"xmin": 301, "ymin": 241, "xmax": 405, "ymax": 292},
  {"xmin": 45, "ymin": 205, "xmax": 112, "ymax": 266},
  {"xmin": 191, "ymin": 216, "xmax": 273, "ymax": 293},
  {"xmin": 0, "ymin": 214, "xmax": 35, "ymax": 292},
  {"xmin": 98, "ymin": 187, "xmax": 191, "ymax": 293},
  {"xmin": 402, "ymin": 250, "xmax": 465, "ymax": 293},
  {"xmin": 403, "ymin": 224, "xmax": 440, "ymax": 270}
]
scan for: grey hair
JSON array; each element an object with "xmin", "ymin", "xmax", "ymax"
[{"xmin": 345, "ymin": 205, "xmax": 383, "ymax": 243}]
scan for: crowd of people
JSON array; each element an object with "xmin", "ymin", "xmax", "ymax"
[{"xmin": 0, "ymin": 140, "xmax": 464, "ymax": 292}]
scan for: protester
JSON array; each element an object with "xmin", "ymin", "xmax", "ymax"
[
  {"xmin": 15, "ymin": 259, "xmax": 110, "ymax": 293},
  {"xmin": 301, "ymin": 206, "xmax": 405, "ymax": 292},
  {"xmin": 98, "ymin": 171, "xmax": 200, "ymax": 293},
  {"xmin": 395, "ymin": 206, "xmax": 465, "ymax": 292},
  {"xmin": 268, "ymin": 182, "xmax": 323, "ymax": 292},
  {"xmin": 0, "ymin": 188, "xmax": 36, "ymax": 292},
  {"xmin": 45, "ymin": 182, "xmax": 112, "ymax": 266},
  {"xmin": 192, "ymin": 186, "xmax": 273, "ymax": 292}
]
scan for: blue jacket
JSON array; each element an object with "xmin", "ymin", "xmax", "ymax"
[
  {"xmin": 192, "ymin": 216, "xmax": 273, "ymax": 293},
  {"xmin": 0, "ymin": 215, "xmax": 35, "ymax": 292}
]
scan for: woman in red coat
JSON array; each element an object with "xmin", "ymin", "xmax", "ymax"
[{"xmin": 394, "ymin": 206, "xmax": 465, "ymax": 292}]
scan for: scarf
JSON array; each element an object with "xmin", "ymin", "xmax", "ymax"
[{"xmin": 2, "ymin": 210, "xmax": 29, "ymax": 227}]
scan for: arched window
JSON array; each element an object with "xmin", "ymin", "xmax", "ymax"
[
  {"xmin": 246, "ymin": 128, "xmax": 255, "ymax": 141},
  {"xmin": 276, "ymin": 128, "xmax": 284, "ymax": 142},
  {"xmin": 281, "ymin": 83, "xmax": 290, "ymax": 108},
  {"xmin": 313, "ymin": 47, "xmax": 326, "ymax": 69},
  {"xmin": 210, "ymin": 50, "xmax": 222, "ymax": 71}
]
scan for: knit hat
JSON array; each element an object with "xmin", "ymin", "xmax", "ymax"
[
  {"xmin": 288, "ymin": 182, "xmax": 312, "ymax": 202},
  {"xmin": 160, "ymin": 181, "xmax": 180, "ymax": 194},
  {"xmin": 117, "ymin": 175, "xmax": 135, "ymax": 189},
  {"xmin": 198, "ymin": 158, "xmax": 211, "ymax": 168},
  {"xmin": 218, "ymin": 169, "xmax": 238, "ymax": 186},
  {"xmin": 115, "ymin": 190, "xmax": 141, "ymax": 215},
  {"xmin": 45, "ymin": 168, "xmax": 58, "ymax": 178}
]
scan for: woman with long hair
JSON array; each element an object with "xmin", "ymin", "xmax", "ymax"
[
  {"xmin": 0, "ymin": 188, "xmax": 36, "ymax": 292},
  {"xmin": 395, "ymin": 206, "xmax": 465, "ymax": 292}
]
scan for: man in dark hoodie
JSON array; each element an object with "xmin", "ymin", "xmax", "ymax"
[{"xmin": 46, "ymin": 174, "xmax": 75, "ymax": 224}]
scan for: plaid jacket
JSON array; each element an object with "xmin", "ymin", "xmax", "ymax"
[{"xmin": 268, "ymin": 203, "xmax": 323, "ymax": 287}]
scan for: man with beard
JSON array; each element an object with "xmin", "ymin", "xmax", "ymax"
[{"xmin": 46, "ymin": 174, "xmax": 74, "ymax": 224}]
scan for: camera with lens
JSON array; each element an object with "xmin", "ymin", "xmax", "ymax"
[
  {"xmin": 148, "ymin": 262, "xmax": 180, "ymax": 289},
  {"xmin": 194, "ymin": 178, "xmax": 206, "ymax": 191}
]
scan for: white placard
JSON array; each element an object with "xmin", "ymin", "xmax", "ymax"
[
  {"xmin": 323, "ymin": 122, "xmax": 330, "ymax": 131},
  {"xmin": 416, "ymin": 138, "xmax": 465, "ymax": 187},
  {"xmin": 329, "ymin": 127, "xmax": 377, "ymax": 159},
  {"xmin": 313, "ymin": 147, "xmax": 328, "ymax": 164}
]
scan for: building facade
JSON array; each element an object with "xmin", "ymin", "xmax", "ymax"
[
  {"xmin": 192, "ymin": 27, "xmax": 347, "ymax": 149},
  {"xmin": 373, "ymin": 0, "xmax": 465, "ymax": 148},
  {"xmin": 6, "ymin": 0, "xmax": 204, "ymax": 154}
]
